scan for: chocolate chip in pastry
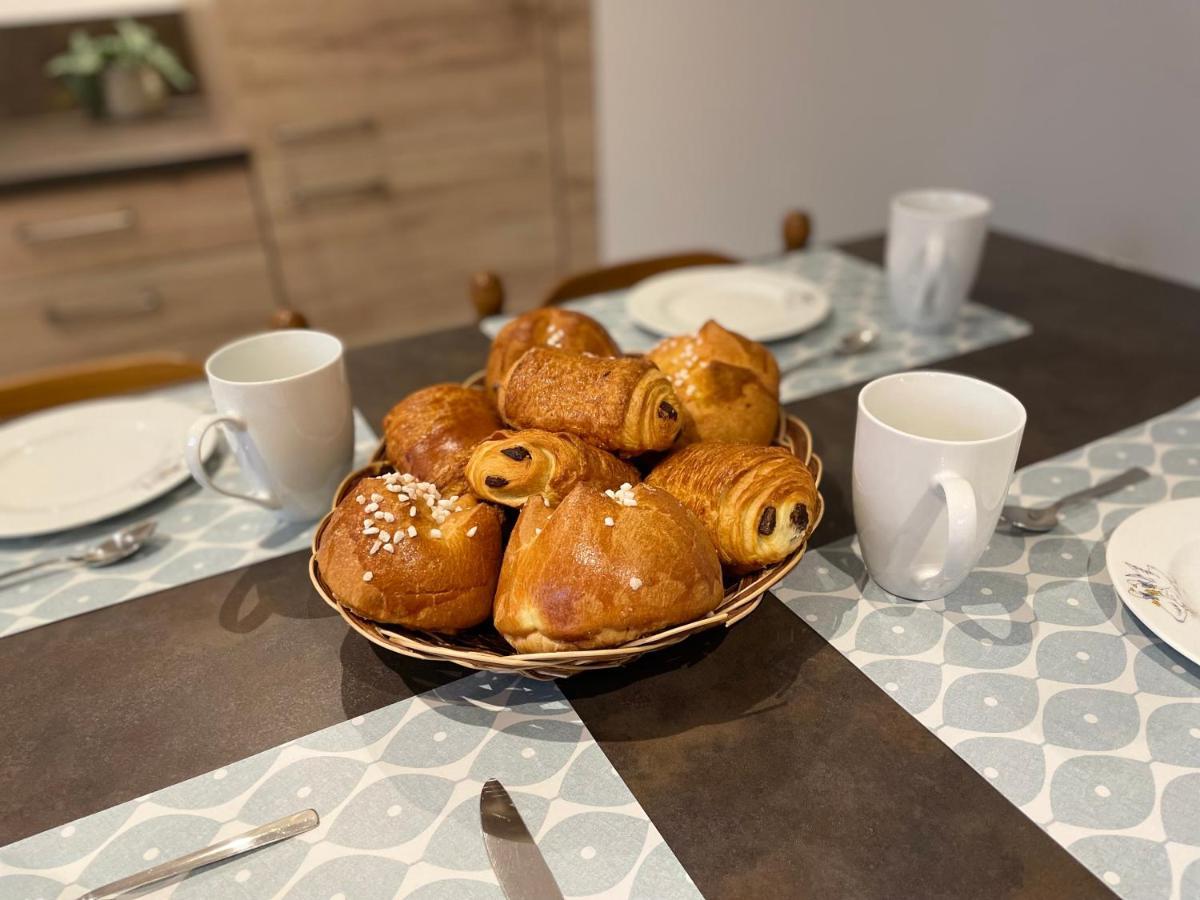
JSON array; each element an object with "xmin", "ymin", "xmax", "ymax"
[
  {"xmin": 316, "ymin": 473, "xmax": 504, "ymax": 632},
  {"xmin": 493, "ymin": 482, "xmax": 723, "ymax": 652},
  {"xmin": 646, "ymin": 442, "xmax": 818, "ymax": 571},
  {"xmin": 466, "ymin": 429, "xmax": 640, "ymax": 507}
]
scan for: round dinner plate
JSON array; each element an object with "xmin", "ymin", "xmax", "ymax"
[
  {"xmin": 0, "ymin": 396, "xmax": 215, "ymax": 539},
  {"xmin": 625, "ymin": 266, "xmax": 831, "ymax": 341},
  {"xmin": 1107, "ymin": 497, "xmax": 1200, "ymax": 666}
]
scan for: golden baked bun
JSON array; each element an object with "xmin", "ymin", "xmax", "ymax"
[
  {"xmin": 497, "ymin": 348, "xmax": 682, "ymax": 455},
  {"xmin": 465, "ymin": 429, "xmax": 640, "ymax": 508},
  {"xmin": 493, "ymin": 482, "xmax": 724, "ymax": 652},
  {"xmin": 647, "ymin": 443, "xmax": 818, "ymax": 572},
  {"xmin": 316, "ymin": 473, "xmax": 504, "ymax": 632},
  {"xmin": 485, "ymin": 308, "xmax": 620, "ymax": 397},
  {"xmin": 383, "ymin": 384, "xmax": 501, "ymax": 494},
  {"xmin": 647, "ymin": 320, "xmax": 781, "ymax": 445}
]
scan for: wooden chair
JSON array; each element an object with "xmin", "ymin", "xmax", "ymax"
[
  {"xmin": 0, "ymin": 308, "xmax": 312, "ymax": 421},
  {"xmin": 470, "ymin": 209, "xmax": 813, "ymax": 319}
]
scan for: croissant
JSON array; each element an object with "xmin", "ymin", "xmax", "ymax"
[
  {"xmin": 383, "ymin": 384, "xmax": 501, "ymax": 494},
  {"xmin": 497, "ymin": 348, "xmax": 683, "ymax": 455},
  {"xmin": 646, "ymin": 443, "xmax": 819, "ymax": 571},
  {"xmin": 465, "ymin": 429, "xmax": 640, "ymax": 507},
  {"xmin": 647, "ymin": 320, "xmax": 781, "ymax": 444},
  {"xmin": 493, "ymin": 482, "xmax": 724, "ymax": 652},
  {"xmin": 485, "ymin": 308, "xmax": 620, "ymax": 397},
  {"xmin": 316, "ymin": 473, "xmax": 504, "ymax": 632}
]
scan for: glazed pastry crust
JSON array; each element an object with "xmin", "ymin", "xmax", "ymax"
[
  {"xmin": 485, "ymin": 308, "xmax": 620, "ymax": 397},
  {"xmin": 493, "ymin": 483, "xmax": 724, "ymax": 652},
  {"xmin": 383, "ymin": 384, "xmax": 501, "ymax": 494},
  {"xmin": 646, "ymin": 442, "xmax": 818, "ymax": 571},
  {"xmin": 465, "ymin": 429, "xmax": 640, "ymax": 507},
  {"xmin": 497, "ymin": 348, "xmax": 683, "ymax": 455},
  {"xmin": 647, "ymin": 320, "xmax": 780, "ymax": 445},
  {"xmin": 316, "ymin": 475, "xmax": 504, "ymax": 632}
]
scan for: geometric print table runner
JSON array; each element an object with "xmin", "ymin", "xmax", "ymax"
[
  {"xmin": 777, "ymin": 396, "xmax": 1200, "ymax": 900},
  {"xmin": 0, "ymin": 673, "xmax": 700, "ymax": 899},
  {"xmin": 480, "ymin": 248, "xmax": 1033, "ymax": 405},
  {"xmin": 0, "ymin": 382, "xmax": 378, "ymax": 640}
]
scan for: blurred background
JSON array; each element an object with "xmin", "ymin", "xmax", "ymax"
[{"xmin": 0, "ymin": 0, "xmax": 1196, "ymax": 380}]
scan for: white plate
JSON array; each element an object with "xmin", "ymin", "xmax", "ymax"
[
  {"xmin": 625, "ymin": 266, "xmax": 831, "ymax": 341},
  {"xmin": 1107, "ymin": 497, "xmax": 1200, "ymax": 666},
  {"xmin": 0, "ymin": 396, "xmax": 215, "ymax": 539}
]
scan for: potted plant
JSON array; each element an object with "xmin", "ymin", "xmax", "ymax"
[{"xmin": 46, "ymin": 19, "xmax": 194, "ymax": 121}]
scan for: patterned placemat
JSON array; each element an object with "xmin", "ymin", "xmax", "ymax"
[
  {"xmin": 0, "ymin": 673, "xmax": 699, "ymax": 900},
  {"xmin": 480, "ymin": 248, "xmax": 1032, "ymax": 404},
  {"xmin": 776, "ymin": 396, "xmax": 1200, "ymax": 900},
  {"xmin": 0, "ymin": 383, "xmax": 377, "ymax": 640}
]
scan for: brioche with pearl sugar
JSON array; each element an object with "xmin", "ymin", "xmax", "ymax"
[
  {"xmin": 647, "ymin": 321, "xmax": 781, "ymax": 445},
  {"xmin": 497, "ymin": 348, "xmax": 683, "ymax": 455},
  {"xmin": 383, "ymin": 384, "xmax": 501, "ymax": 495},
  {"xmin": 647, "ymin": 442, "xmax": 819, "ymax": 572},
  {"xmin": 465, "ymin": 429, "xmax": 640, "ymax": 508},
  {"xmin": 315, "ymin": 472, "xmax": 504, "ymax": 632},
  {"xmin": 485, "ymin": 307, "xmax": 620, "ymax": 397},
  {"xmin": 493, "ymin": 481, "xmax": 724, "ymax": 652}
]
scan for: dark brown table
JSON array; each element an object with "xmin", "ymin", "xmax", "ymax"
[{"xmin": 4, "ymin": 233, "xmax": 1199, "ymax": 898}]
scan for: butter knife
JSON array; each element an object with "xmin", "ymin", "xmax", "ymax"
[
  {"xmin": 480, "ymin": 779, "xmax": 565, "ymax": 900},
  {"xmin": 80, "ymin": 809, "xmax": 319, "ymax": 899}
]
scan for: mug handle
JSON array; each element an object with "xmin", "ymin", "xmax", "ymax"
[
  {"xmin": 185, "ymin": 414, "xmax": 281, "ymax": 510},
  {"xmin": 929, "ymin": 471, "xmax": 978, "ymax": 588},
  {"xmin": 914, "ymin": 233, "xmax": 947, "ymax": 321}
]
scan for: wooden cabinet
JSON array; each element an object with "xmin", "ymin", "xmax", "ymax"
[
  {"xmin": 215, "ymin": 0, "xmax": 596, "ymax": 344},
  {"xmin": 0, "ymin": 161, "xmax": 276, "ymax": 377}
]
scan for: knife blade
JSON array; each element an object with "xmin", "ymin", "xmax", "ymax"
[{"xmin": 480, "ymin": 779, "xmax": 565, "ymax": 900}]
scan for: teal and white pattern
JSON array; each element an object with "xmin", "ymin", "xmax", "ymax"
[
  {"xmin": 0, "ymin": 673, "xmax": 699, "ymax": 899},
  {"xmin": 0, "ymin": 383, "xmax": 377, "ymax": 640},
  {"xmin": 480, "ymin": 248, "xmax": 1032, "ymax": 405},
  {"xmin": 777, "ymin": 396, "xmax": 1200, "ymax": 900}
]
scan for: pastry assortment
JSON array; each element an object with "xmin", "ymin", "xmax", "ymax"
[{"xmin": 315, "ymin": 306, "xmax": 821, "ymax": 659}]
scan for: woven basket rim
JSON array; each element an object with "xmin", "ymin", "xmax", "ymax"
[{"xmin": 310, "ymin": 377, "xmax": 824, "ymax": 678}]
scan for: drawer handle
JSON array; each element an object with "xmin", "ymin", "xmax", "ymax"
[
  {"xmin": 44, "ymin": 288, "xmax": 163, "ymax": 328},
  {"xmin": 291, "ymin": 176, "xmax": 391, "ymax": 208},
  {"xmin": 16, "ymin": 208, "xmax": 137, "ymax": 245},
  {"xmin": 274, "ymin": 116, "xmax": 378, "ymax": 146}
]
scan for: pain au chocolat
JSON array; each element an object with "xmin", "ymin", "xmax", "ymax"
[
  {"xmin": 465, "ymin": 429, "xmax": 640, "ymax": 508},
  {"xmin": 497, "ymin": 348, "xmax": 683, "ymax": 455},
  {"xmin": 383, "ymin": 384, "xmax": 501, "ymax": 494},
  {"xmin": 485, "ymin": 307, "xmax": 620, "ymax": 397},
  {"xmin": 647, "ymin": 442, "xmax": 818, "ymax": 571},
  {"xmin": 493, "ymin": 482, "xmax": 724, "ymax": 652},
  {"xmin": 316, "ymin": 473, "xmax": 504, "ymax": 632},
  {"xmin": 647, "ymin": 320, "xmax": 781, "ymax": 445}
]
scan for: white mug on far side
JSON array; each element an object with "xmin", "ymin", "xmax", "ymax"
[
  {"xmin": 887, "ymin": 189, "xmax": 991, "ymax": 332},
  {"xmin": 852, "ymin": 371, "xmax": 1025, "ymax": 601},
  {"xmin": 185, "ymin": 330, "xmax": 354, "ymax": 522}
]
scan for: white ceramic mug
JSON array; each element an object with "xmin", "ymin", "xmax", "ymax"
[
  {"xmin": 886, "ymin": 189, "xmax": 991, "ymax": 332},
  {"xmin": 185, "ymin": 330, "xmax": 354, "ymax": 522},
  {"xmin": 853, "ymin": 371, "xmax": 1025, "ymax": 601}
]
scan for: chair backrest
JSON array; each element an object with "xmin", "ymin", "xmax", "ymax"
[
  {"xmin": 0, "ymin": 353, "xmax": 204, "ymax": 421},
  {"xmin": 469, "ymin": 209, "xmax": 812, "ymax": 319}
]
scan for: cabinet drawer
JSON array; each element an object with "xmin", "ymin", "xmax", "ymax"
[
  {"xmin": 0, "ymin": 245, "xmax": 274, "ymax": 376},
  {"xmin": 0, "ymin": 164, "xmax": 259, "ymax": 284}
]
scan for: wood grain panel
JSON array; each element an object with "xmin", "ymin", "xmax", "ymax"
[{"xmin": 0, "ymin": 164, "xmax": 259, "ymax": 284}]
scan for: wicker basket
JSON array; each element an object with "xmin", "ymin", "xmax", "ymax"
[{"xmin": 309, "ymin": 379, "xmax": 825, "ymax": 679}]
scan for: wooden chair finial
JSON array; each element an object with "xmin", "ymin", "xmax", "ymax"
[
  {"xmin": 270, "ymin": 308, "xmax": 310, "ymax": 329},
  {"xmin": 782, "ymin": 210, "xmax": 812, "ymax": 252},
  {"xmin": 471, "ymin": 271, "xmax": 505, "ymax": 319}
]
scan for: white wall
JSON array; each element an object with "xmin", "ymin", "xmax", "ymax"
[{"xmin": 594, "ymin": 0, "xmax": 1200, "ymax": 287}]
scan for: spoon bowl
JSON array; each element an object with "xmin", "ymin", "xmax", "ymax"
[{"xmin": 79, "ymin": 521, "xmax": 158, "ymax": 566}]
